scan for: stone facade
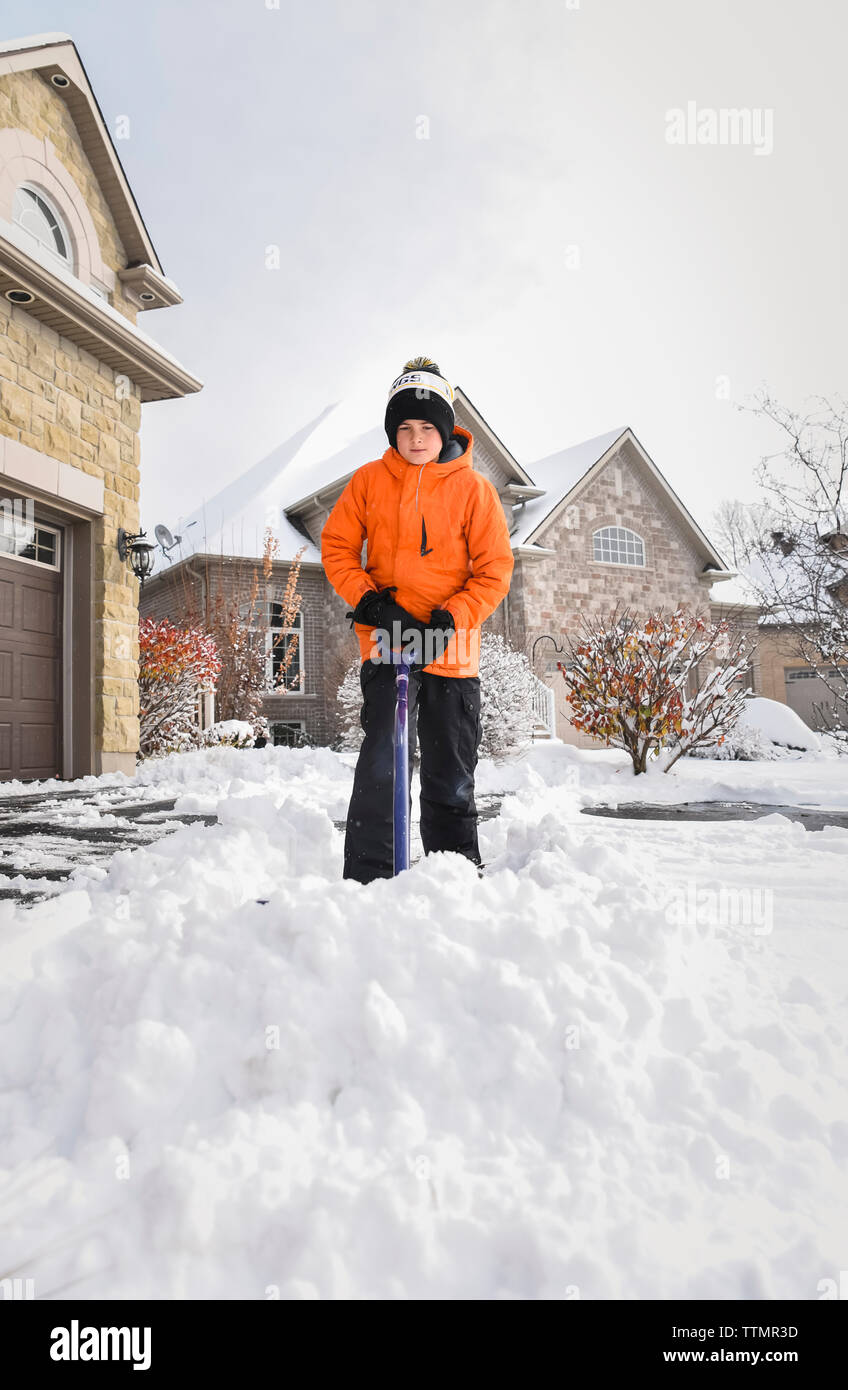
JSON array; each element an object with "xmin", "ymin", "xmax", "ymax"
[
  {"xmin": 0, "ymin": 69, "xmax": 143, "ymax": 772},
  {"xmin": 508, "ymin": 438, "xmax": 724, "ymax": 744},
  {"xmin": 0, "ymin": 39, "xmax": 200, "ymax": 781}
]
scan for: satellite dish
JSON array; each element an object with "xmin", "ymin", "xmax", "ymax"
[{"xmin": 154, "ymin": 520, "xmax": 197, "ymax": 562}]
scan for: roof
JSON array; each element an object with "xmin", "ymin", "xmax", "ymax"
[
  {"xmin": 513, "ymin": 426, "xmax": 732, "ymax": 573},
  {"xmin": 510, "ymin": 427, "xmax": 628, "ymax": 546},
  {"xmin": 0, "ymin": 32, "xmax": 164, "ymax": 273},
  {"xmin": 166, "ymin": 402, "xmax": 734, "ymax": 587},
  {"xmin": 172, "ymin": 406, "xmax": 341, "ymax": 565}
]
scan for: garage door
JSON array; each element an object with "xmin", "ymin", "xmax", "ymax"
[
  {"xmin": 0, "ymin": 536, "xmax": 63, "ymax": 781},
  {"xmin": 785, "ymin": 666, "xmax": 843, "ymax": 731}
]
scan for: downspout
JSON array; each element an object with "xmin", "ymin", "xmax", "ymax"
[
  {"xmin": 183, "ymin": 557, "xmax": 208, "ymax": 624},
  {"xmin": 184, "ymin": 557, "xmax": 212, "ymax": 727},
  {"xmin": 505, "ymin": 495, "xmax": 524, "ymax": 644}
]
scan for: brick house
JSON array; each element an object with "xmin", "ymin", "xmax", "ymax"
[
  {"xmin": 0, "ymin": 32, "xmax": 201, "ymax": 781},
  {"xmin": 705, "ymin": 526, "xmax": 848, "ymax": 732},
  {"xmin": 140, "ymin": 389, "xmax": 757, "ymax": 748}
]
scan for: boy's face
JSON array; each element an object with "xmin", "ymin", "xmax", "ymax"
[{"xmin": 395, "ymin": 418, "xmax": 442, "ymax": 465}]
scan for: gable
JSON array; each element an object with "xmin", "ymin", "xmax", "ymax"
[
  {"xmin": 0, "ymin": 36, "xmax": 199, "ymax": 400},
  {"xmin": 539, "ymin": 441, "xmax": 710, "ymax": 580},
  {"xmin": 0, "ymin": 34, "xmax": 162, "ymax": 274},
  {"xmin": 521, "ymin": 428, "xmax": 730, "ymax": 572},
  {"xmin": 510, "ymin": 427, "xmax": 627, "ymax": 547}
]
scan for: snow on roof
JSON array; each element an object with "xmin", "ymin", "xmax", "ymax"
[
  {"xmin": 174, "ymin": 396, "xmax": 397, "ymax": 565},
  {"xmin": 0, "ymin": 33, "xmax": 72, "ymax": 55},
  {"xmin": 175, "ymin": 407, "xmax": 334, "ymax": 565},
  {"xmin": 0, "ymin": 214, "xmax": 200, "ymax": 379},
  {"xmin": 279, "ymin": 405, "xmax": 389, "ymax": 511},
  {"xmin": 175, "ymin": 412, "xmax": 636, "ymax": 569},
  {"xmin": 708, "ymin": 572, "xmax": 761, "ymax": 607},
  {"xmin": 510, "ymin": 427, "xmax": 627, "ymax": 545}
]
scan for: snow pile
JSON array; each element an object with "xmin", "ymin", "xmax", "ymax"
[
  {"xmin": 736, "ymin": 697, "xmax": 823, "ymax": 753},
  {"xmin": 0, "ymin": 744, "xmax": 846, "ymax": 1299}
]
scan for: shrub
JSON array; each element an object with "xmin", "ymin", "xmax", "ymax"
[
  {"xmin": 138, "ymin": 618, "xmax": 221, "ymax": 759},
  {"xmin": 560, "ymin": 605, "xmax": 755, "ymax": 774}
]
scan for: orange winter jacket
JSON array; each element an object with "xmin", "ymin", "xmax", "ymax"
[{"xmin": 321, "ymin": 425, "xmax": 514, "ymax": 677}]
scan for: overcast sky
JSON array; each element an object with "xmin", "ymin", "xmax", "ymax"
[{"xmin": 8, "ymin": 0, "xmax": 846, "ymax": 545}]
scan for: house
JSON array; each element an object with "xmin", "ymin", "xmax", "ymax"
[
  {"xmin": 0, "ymin": 32, "xmax": 201, "ymax": 782},
  {"xmin": 140, "ymin": 388, "xmax": 761, "ymax": 748},
  {"xmin": 726, "ymin": 531, "xmax": 848, "ymax": 732}
]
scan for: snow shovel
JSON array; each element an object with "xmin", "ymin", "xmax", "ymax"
[{"xmin": 393, "ymin": 657, "xmax": 412, "ymax": 875}]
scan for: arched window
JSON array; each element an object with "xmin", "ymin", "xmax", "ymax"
[
  {"xmin": 593, "ymin": 525, "xmax": 645, "ymax": 566},
  {"xmin": 12, "ymin": 184, "xmax": 73, "ymax": 269}
]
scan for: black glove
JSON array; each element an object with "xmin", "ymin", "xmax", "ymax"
[
  {"xmin": 379, "ymin": 601, "xmax": 456, "ymax": 666},
  {"xmin": 346, "ymin": 590, "xmax": 455, "ymax": 666},
  {"xmin": 429, "ymin": 608, "xmax": 456, "ymax": 633},
  {"xmin": 345, "ymin": 586, "xmax": 398, "ymax": 630}
]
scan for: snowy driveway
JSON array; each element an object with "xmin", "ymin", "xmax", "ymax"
[
  {"xmin": 0, "ymin": 785, "xmax": 219, "ymax": 905},
  {"xmin": 0, "ymin": 742, "xmax": 846, "ymax": 1298}
]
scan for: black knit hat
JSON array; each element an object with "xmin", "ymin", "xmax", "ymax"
[{"xmin": 384, "ymin": 356, "xmax": 456, "ymax": 453}]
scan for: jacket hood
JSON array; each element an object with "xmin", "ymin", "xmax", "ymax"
[{"xmin": 381, "ymin": 424, "xmax": 473, "ymax": 481}]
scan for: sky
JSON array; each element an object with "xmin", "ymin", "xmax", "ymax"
[{"xmin": 4, "ymin": 0, "xmax": 846, "ymax": 550}]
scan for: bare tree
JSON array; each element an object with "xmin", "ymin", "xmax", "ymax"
[
  {"xmin": 185, "ymin": 530, "xmax": 306, "ymax": 730},
  {"xmin": 710, "ymin": 389, "xmax": 848, "ymax": 726}
]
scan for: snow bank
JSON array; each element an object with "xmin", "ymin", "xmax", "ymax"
[
  {"xmin": 477, "ymin": 738, "xmax": 848, "ymax": 811},
  {"xmin": 736, "ymin": 697, "xmax": 823, "ymax": 753},
  {"xmin": 0, "ymin": 744, "xmax": 845, "ymax": 1299}
]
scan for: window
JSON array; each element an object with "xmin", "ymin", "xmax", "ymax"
[
  {"xmin": 270, "ymin": 720, "xmax": 306, "ymax": 747},
  {"xmin": 592, "ymin": 525, "xmax": 645, "ymax": 566},
  {"xmin": 266, "ymin": 606, "xmax": 303, "ymax": 693},
  {"xmin": 13, "ymin": 185, "xmax": 73, "ymax": 270},
  {"xmin": 787, "ymin": 666, "xmax": 843, "ymax": 681},
  {"xmin": 0, "ymin": 514, "xmax": 61, "ymax": 570}
]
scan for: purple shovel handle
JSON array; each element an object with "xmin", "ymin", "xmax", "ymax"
[{"xmin": 393, "ymin": 660, "xmax": 411, "ymax": 874}]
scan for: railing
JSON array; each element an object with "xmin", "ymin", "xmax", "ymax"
[{"xmin": 530, "ymin": 673, "xmax": 557, "ymax": 738}]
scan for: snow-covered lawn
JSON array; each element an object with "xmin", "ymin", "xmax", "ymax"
[{"xmin": 1, "ymin": 742, "xmax": 846, "ymax": 1299}]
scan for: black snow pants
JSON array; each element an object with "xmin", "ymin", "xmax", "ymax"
[{"xmin": 343, "ymin": 658, "xmax": 483, "ymax": 883}]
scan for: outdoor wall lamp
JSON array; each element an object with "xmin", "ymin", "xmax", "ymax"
[
  {"xmin": 532, "ymin": 633, "xmax": 567, "ymax": 668},
  {"xmin": 117, "ymin": 527, "xmax": 156, "ymax": 586}
]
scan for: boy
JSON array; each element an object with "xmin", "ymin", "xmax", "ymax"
[{"xmin": 321, "ymin": 356, "xmax": 514, "ymax": 883}]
